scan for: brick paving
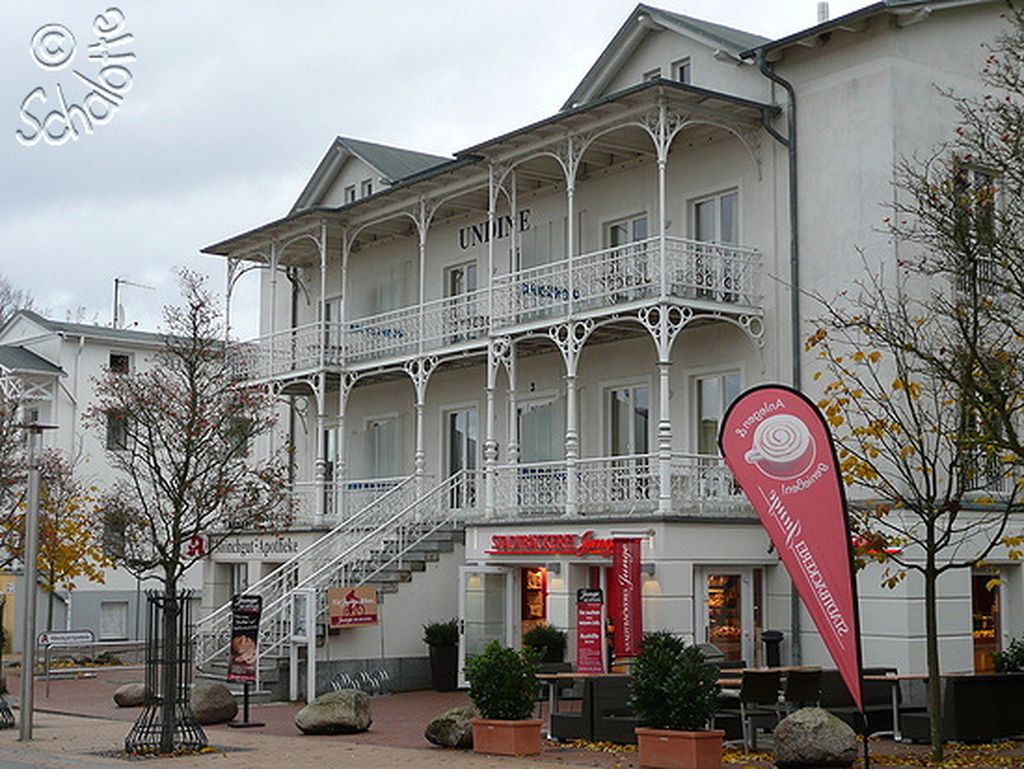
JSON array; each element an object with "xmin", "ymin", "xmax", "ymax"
[{"xmin": 2, "ymin": 671, "xmax": 1024, "ymax": 768}]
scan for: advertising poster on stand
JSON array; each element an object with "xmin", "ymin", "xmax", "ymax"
[
  {"xmin": 576, "ymin": 588, "xmax": 605, "ymax": 674},
  {"xmin": 226, "ymin": 594, "xmax": 262, "ymax": 684},
  {"xmin": 611, "ymin": 538, "xmax": 642, "ymax": 658}
]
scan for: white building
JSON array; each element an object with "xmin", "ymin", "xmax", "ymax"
[
  {"xmin": 197, "ymin": 1, "xmax": 1019, "ymax": 695},
  {"xmin": 0, "ymin": 310, "xmax": 203, "ymax": 648}
]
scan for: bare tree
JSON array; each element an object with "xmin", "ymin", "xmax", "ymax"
[
  {"xmin": 0, "ymin": 275, "xmax": 35, "ymax": 328},
  {"xmin": 807, "ymin": 8, "xmax": 1024, "ymax": 759},
  {"xmin": 86, "ymin": 270, "xmax": 290, "ymax": 753}
]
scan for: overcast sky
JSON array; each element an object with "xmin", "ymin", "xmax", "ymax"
[{"xmin": 0, "ymin": 1, "xmax": 867, "ymax": 339}]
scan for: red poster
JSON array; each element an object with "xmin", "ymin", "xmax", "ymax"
[
  {"xmin": 719, "ymin": 384, "xmax": 864, "ymax": 711},
  {"xmin": 576, "ymin": 588, "xmax": 605, "ymax": 674},
  {"xmin": 612, "ymin": 538, "xmax": 642, "ymax": 658}
]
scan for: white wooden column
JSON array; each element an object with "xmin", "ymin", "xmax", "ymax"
[
  {"xmin": 657, "ymin": 360, "xmax": 672, "ymax": 515},
  {"xmin": 565, "ymin": 370, "xmax": 579, "ymax": 516},
  {"xmin": 268, "ymin": 242, "xmax": 279, "ymax": 380},
  {"xmin": 417, "ymin": 200, "xmax": 427, "ymax": 357},
  {"xmin": 318, "ymin": 220, "xmax": 327, "ymax": 369},
  {"xmin": 566, "ymin": 135, "xmax": 576, "ymax": 318},
  {"xmin": 484, "ymin": 344, "xmax": 499, "ymax": 518},
  {"xmin": 657, "ymin": 100, "xmax": 669, "ymax": 301},
  {"xmin": 314, "ymin": 372, "xmax": 327, "ymax": 524},
  {"xmin": 506, "ymin": 344, "xmax": 519, "ymax": 464}
]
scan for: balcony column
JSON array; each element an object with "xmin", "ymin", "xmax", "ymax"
[
  {"xmin": 408, "ymin": 359, "xmax": 433, "ymax": 497},
  {"xmin": 313, "ymin": 372, "xmax": 327, "ymax": 524},
  {"xmin": 417, "ymin": 199, "xmax": 428, "ymax": 357},
  {"xmin": 269, "ymin": 241, "xmax": 278, "ymax": 379},
  {"xmin": 565, "ymin": 369, "xmax": 579, "ymax": 516},
  {"xmin": 566, "ymin": 164, "xmax": 576, "ymax": 317},
  {"xmin": 318, "ymin": 220, "xmax": 327, "ymax": 369},
  {"xmin": 506, "ymin": 342, "xmax": 519, "ymax": 464},
  {"xmin": 487, "ymin": 163, "xmax": 495, "ymax": 331},
  {"xmin": 657, "ymin": 360, "xmax": 672, "ymax": 515},
  {"xmin": 657, "ymin": 100, "xmax": 669, "ymax": 301},
  {"xmin": 341, "ymin": 228, "xmax": 350, "ymax": 369},
  {"xmin": 484, "ymin": 342, "xmax": 499, "ymax": 519},
  {"xmin": 336, "ymin": 375, "xmax": 351, "ymax": 521},
  {"xmin": 224, "ymin": 258, "xmax": 236, "ymax": 344}
]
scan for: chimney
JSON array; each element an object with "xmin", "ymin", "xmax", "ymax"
[{"xmin": 817, "ymin": 2, "xmax": 830, "ymax": 23}]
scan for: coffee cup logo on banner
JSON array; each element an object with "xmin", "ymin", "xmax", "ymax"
[{"xmin": 744, "ymin": 413, "xmax": 816, "ymax": 480}]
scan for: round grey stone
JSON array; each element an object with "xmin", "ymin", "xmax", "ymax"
[
  {"xmin": 294, "ymin": 689, "xmax": 372, "ymax": 735},
  {"xmin": 190, "ymin": 680, "xmax": 238, "ymax": 725},
  {"xmin": 113, "ymin": 682, "xmax": 148, "ymax": 708},
  {"xmin": 775, "ymin": 707, "xmax": 858, "ymax": 768},
  {"xmin": 424, "ymin": 706, "xmax": 477, "ymax": 749}
]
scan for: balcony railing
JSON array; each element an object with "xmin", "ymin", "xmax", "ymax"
[
  {"xmin": 238, "ymin": 235, "xmax": 761, "ymax": 378},
  {"xmin": 490, "ymin": 453, "xmax": 751, "ymax": 518},
  {"xmin": 288, "ymin": 476, "xmax": 406, "ymax": 527}
]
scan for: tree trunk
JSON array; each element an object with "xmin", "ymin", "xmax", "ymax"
[
  {"xmin": 924, "ymin": 561, "xmax": 944, "ymax": 762},
  {"xmin": 159, "ymin": 583, "xmax": 178, "ymax": 754}
]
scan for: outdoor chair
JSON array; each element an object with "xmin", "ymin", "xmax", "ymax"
[
  {"xmin": 782, "ymin": 669, "xmax": 822, "ymax": 713},
  {"xmin": 717, "ymin": 669, "xmax": 782, "ymax": 752}
]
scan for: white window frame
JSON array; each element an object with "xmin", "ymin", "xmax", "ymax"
[
  {"xmin": 439, "ymin": 401, "xmax": 480, "ymax": 477},
  {"xmin": 517, "ymin": 391, "xmax": 563, "ymax": 464},
  {"xmin": 99, "ymin": 601, "xmax": 130, "ymax": 641},
  {"xmin": 360, "ymin": 178, "xmax": 374, "ymax": 198},
  {"xmin": 691, "ymin": 368, "xmax": 743, "ymax": 455},
  {"xmin": 108, "ymin": 350, "xmax": 132, "ymax": 374},
  {"xmin": 643, "ymin": 67, "xmax": 662, "ymax": 82},
  {"xmin": 691, "ymin": 187, "xmax": 741, "ymax": 244},
  {"xmin": 363, "ymin": 412, "xmax": 400, "ymax": 479},
  {"xmin": 672, "ymin": 57, "xmax": 692, "ymax": 84},
  {"xmin": 344, "ymin": 184, "xmax": 356, "ymax": 204},
  {"xmin": 600, "ymin": 377, "xmax": 653, "ymax": 458}
]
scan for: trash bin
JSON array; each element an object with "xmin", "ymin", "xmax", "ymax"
[{"xmin": 762, "ymin": 630, "xmax": 784, "ymax": 667}]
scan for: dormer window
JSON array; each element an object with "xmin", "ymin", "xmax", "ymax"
[
  {"xmin": 643, "ymin": 68, "xmax": 661, "ymax": 82},
  {"xmin": 344, "ymin": 185, "xmax": 356, "ymax": 203},
  {"xmin": 361, "ymin": 179, "xmax": 373, "ymax": 198},
  {"xmin": 673, "ymin": 57, "xmax": 692, "ymax": 85},
  {"xmin": 109, "ymin": 352, "xmax": 130, "ymax": 374}
]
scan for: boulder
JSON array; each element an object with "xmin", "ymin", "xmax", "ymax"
[
  {"xmin": 113, "ymin": 682, "xmax": 148, "ymax": 707},
  {"xmin": 424, "ymin": 706, "xmax": 477, "ymax": 749},
  {"xmin": 191, "ymin": 680, "xmax": 238, "ymax": 725},
  {"xmin": 775, "ymin": 707, "xmax": 858, "ymax": 768},
  {"xmin": 294, "ymin": 689, "xmax": 372, "ymax": 735}
]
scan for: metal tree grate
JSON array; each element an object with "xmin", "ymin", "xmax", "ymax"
[{"xmin": 125, "ymin": 591, "xmax": 207, "ymax": 754}]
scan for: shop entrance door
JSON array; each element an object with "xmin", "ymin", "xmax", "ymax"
[
  {"xmin": 698, "ymin": 567, "xmax": 763, "ymax": 666},
  {"xmin": 458, "ymin": 566, "xmax": 514, "ymax": 687}
]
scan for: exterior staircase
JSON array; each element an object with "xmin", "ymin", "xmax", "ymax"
[{"xmin": 193, "ymin": 471, "xmax": 476, "ymax": 692}]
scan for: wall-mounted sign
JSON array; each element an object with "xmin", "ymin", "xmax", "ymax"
[
  {"xmin": 226, "ymin": 594, "xmax": 262, "ymax": 684},
  {"xmin": 458, "ymin": 209, "xmax": 531, "ymax": 250},
  {"xmin": 576, "ymin": 588, "xmax": 605, "ymax": 674},
  {"xmin": 37, "ymin": 629, "xmax": 94, "ymax": 647},
  {"xmin": 328, "ymin": 586, "xmax": 379, "ymax": 627},
  {"xmin": 216, "ymin": 536, "xmax": 301, "ymax": 560},
  {"xmin": 485, "ymin": 530, "xmax": 614, "ymax": 557}
]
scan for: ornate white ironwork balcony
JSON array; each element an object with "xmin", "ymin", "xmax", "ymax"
[{"xmin": 235, "ymin": 235, "xmax": 761, "ymax": 378}]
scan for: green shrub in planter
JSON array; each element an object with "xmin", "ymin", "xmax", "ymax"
[
  {"xmin": 522, "ymin": 624, "xmax": 567, "ymax": 663},
  {"xmin": 464, "ymin": 640, "xmax": 540, "ymax": 721},
  {"xmin": 423, "ymin": 619, "xmax": 459, "ymax": 647},
  {"xmin": 995, "ymin": 637, "xmax": 1024, "ymax": 673},
  {"xmin": 630, "ymin": 631, "xmax": 721, "ymax": 731}
]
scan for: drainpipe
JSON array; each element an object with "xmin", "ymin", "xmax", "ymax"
[{"xmin": 756, "ymin": 48, "xmax": 803, "ymax": 665}]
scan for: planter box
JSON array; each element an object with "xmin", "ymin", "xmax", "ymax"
[
  {"xmin": 471, "ymin": 718, "xmax": 542, "ymax": 756},
  {"xmin": 635, "ymin": 727, "xmax": 724, "ymax": 769},
  {"xmin": 428, "ymin": 644, "xmax": 458, "ymax": 691}
]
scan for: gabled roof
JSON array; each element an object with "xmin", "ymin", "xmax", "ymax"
[
  {"xmin": 11, "ymin": 310, "xmax": 167, "ymax": 347},
  {"xmin": 291, "ymin": 136, "xmax": 451, "ymax": 214},
  {"xmin": 740, "ymin": 0, "xmax": 996, "ymax": 60},
  {"xmin": 563, "ymin": 3, "xmax": 769, "ymax": 110},
  {"xmin": 0, "ymin": 345, "xmax": 63, "ymax": 376}
]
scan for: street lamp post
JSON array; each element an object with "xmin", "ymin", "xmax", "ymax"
[{"xmin": 18, "ymin": 422, "xmax": 55, "ymax": 742}]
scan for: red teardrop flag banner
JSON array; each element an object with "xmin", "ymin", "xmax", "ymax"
[{"xmin": 718, "ymin": 384, "xmax": 863, "ymax": 711}]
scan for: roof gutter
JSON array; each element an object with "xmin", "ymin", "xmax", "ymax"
[{"xmin": 756, "ymin": 46, "xmax": 803, "ymax": 665}]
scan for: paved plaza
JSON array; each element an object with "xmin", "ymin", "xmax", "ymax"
[{"xmin": 1, "ymin": 672, "xmax": 1024, "ymax": 768}]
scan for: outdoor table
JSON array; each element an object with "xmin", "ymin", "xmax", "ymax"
[
  {"xmin": 535, "ymin": 672, "xmax": 627, "ymax": 740},
  {"xmin": 863, "ymin": 673, "xmax": 929, "ymax": 742}
]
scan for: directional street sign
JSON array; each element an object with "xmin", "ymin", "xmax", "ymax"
[{"xmin": 37, "ymin": 630, "xmax": 95, "ymax": 646}]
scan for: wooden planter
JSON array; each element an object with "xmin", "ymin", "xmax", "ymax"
[
  {"xmin": 471, "ymin": 718, "xmax": 543, "ymax": 756},
  {"xmin": 635, "ymin": 727, "xmax": 725, "ymax": 769}
]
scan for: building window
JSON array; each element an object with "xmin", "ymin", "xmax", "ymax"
[
  {"xmin": 344, "ymin": 185, "xmax": 356, "ymax": 204},
  {"xmin": 367, "ymin": 417, "xmax": 398, "ymax": 478},
  {"xmin": 972, "ymin": 569, "xmax": 1001, "ymax": 673},
  {"xmin": 99, "ymin": 601, "xmax": 129, "ymax": 640},
  {"xmin": 693, "ymin": 190, "xmax": 739, "ymax": 244},
  {"xmin": 643, "ymin": 67, "xmax": 661, "ymax": 82},
  {"xmin": 696, "ymin": 372, "xmax": 741, "ymax": 455},
  {"xmin": 227, "ymin": 416, "xmax": 251, "ymax": 459},
  {"xmin": 953, "ymin": 165, "xmax": 999, "ymax": 294},
  {"xmin": 361, "ymin": 178, "xmax": 373, "ymax": 198},
  {"xmin": 673, "ymin": 57, "xmax": 691, "ymax": 84},
  {"xmin": 109, "ymin": 352, "xmax": 130, "ymax": 374},
  {"xmin": 607, "ymin": 384, "xmax": 650, "ymax": 456},
  {"xmin": 106, "ymin": 410, "xmax": 129, "ymax": 451}
]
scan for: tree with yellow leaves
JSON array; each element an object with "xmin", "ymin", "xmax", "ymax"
[{"xmin": 809, "ymin": 9, "xmax": 1024, "ymax": 759}]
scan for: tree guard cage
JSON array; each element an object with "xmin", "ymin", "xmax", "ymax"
[{"xmin": 125, "ymin": 591, "xmax": 207, "ymax": 754}]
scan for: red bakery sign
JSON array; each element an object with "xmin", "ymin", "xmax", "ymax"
[{"xmin": 486, "ymin": 531, "xmax": 614, "ymax": 557}]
